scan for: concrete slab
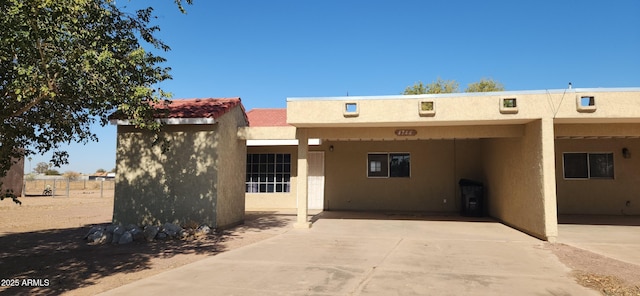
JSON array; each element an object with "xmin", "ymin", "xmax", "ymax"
[
  {"xmin": 100, "ymin": 216, "xmax": 598, "ymax": 296},
  {"xmin": 558, "ymin": 215, "xmax": 640, "ymax": 265}
]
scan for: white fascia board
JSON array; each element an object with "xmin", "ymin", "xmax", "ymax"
[
  {"xmin": 286, "ymin": 87, "xmax": 640, "ymax": 102},
  {"xmin": 110, "ymin": 118, "xmax": 216, "ymax": 125},
  {"xmin": 247, "ymin": 139, "xmax": 322, "ymax": 146}
]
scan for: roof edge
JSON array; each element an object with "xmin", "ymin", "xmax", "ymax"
[
  {"xmin": 287, "ymin": 87, "xmax": 640, "ymax": 102},
  {"xmin": 109, "ymin": 118, "xmax": 217, "ymax": 126}
]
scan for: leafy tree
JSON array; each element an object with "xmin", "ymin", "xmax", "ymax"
[
  {"xmin": 0, "ymin": 0, "xmax": 192, "ymax": 188},
  {"xmin": 95, "ymin": 168, "xmax": 107, "ymax": 174},
  {"xmin": 465, "ymin": 78, "xmax": 505, "ymax": 93},
  {"xmin": 34, "ymin": 162, "xmax": 49, "ymax": 174},
  {"xmin": 404, "ymin": 78, "xmax": 459, "ymax": 95},
  {"xmin": 404, "ymin": 78, "xmax": 505, "ymax": 95}
]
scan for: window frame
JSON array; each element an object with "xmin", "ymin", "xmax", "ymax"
[
  {"xmin": 246, "ymin": 153, "xmax": 292, "ymax": 193},
  {"xmin": 562, "ymin": 152, "xmax": 614, "ymax": 180},
  {"xmin": 367, "ymin": 152, "xmax": 411, "ymax": 178}
]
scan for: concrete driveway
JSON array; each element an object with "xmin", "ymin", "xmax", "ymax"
[
  {"xmin": 558, "ymin": 215, "xmax": 640, "ymax": 266},
  {"xmin": 101, "ymin": 213, "xmax": 597, "ymax": 295}
]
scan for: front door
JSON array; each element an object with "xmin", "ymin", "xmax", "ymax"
[{"xmin": 307, "ymin": 151, "xmax": 325, "ymax": 210}]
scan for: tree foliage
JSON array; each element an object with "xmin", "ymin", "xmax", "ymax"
[
  {"xmin": 403, "ymin": 78, "xmax": 459, "ymax": 95},
  {"xmin": 34, "ymin": 162, "xmax": 49, "ymax": 174},
  {"xmin": 0, "ymin": 0, "xmax": 191, "ymax": 185},
  {"xmin": 404, "ymin": 77, "xmax": 505, "ymax": 95},
  {"xmin": 465, "ymin": 78, "xmax": 504, "ymax": 93},
  {"xmin": 45, "ymin": 169, "xmax": 60, "ymax": 176}
]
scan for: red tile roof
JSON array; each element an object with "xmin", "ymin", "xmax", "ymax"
[
  {"xmin": 246, "ymin": 108, "xmax": 288, "ymax": 127},
  {"xmin": 157, "ymin": 98, "xmax": 244, "ymax": 119},
  {"xmin": 110, "ymin": 98, "xmax": 248, "ymax": 124}
]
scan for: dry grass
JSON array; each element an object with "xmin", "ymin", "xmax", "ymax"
[
  {"xmin": 573, "ymin": 271, "xmax": 640, "ymax": 296},
  {"xmin": 548, "ymin": 243, "xmax": 640, "ymax": 296}
]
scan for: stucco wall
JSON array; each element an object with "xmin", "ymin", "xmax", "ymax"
[
  {"xmin": 482, "ymin": 120, "xmax": 556, "ymax": 240},
  {"xmin": 323, "ymin": 140, "xmax": 482, "ymax": 212},
  {"xmin": 113, "ymin": 124, "xmax": 219, "ymax": 227},
  {"xmin": 555, "ymin": 138, "xmax": 640, "ymax": 215},
  {"xmin": 214, "ymin": 108, "xmax": 248, "ymax": 228},
  {"xmin": 288, "ymin": 89, "xmax": 640, "ymax": 128},
  {"xmin": 1, "ymin": 158, "xmax": 24, "ymax": 197}
]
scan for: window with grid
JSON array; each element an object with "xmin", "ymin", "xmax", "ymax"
[{"xmin": 246, "ymin": 154, "xmax": 291, "ymax": 193}]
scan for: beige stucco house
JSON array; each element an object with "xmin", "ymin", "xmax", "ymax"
[
  {"xmin": 111, "ymin": 98, "xmax": 248, "ymax": 228},
  {"xmin": 111, "ymin": 88, "xmax": 640, "ymax": 241},
  {"xmin": 240, "ymin": 87, "xmax": 640, "ymax": 242}
]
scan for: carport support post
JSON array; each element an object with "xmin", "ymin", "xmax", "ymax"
[
  {"xmin": 541, "ymin": 117, "xmax": 558, "ymax": 242},
  {"xmin": 294, "ymin": 129, "xmax": 312, "ymax": 229}
]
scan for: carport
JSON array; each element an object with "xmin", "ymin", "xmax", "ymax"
[
  {"xmin": 287, "ymin": 93, "xmax": 559, "ymax": 241},
  {"xmin": 554, "ymin": 122, "xmax": 640, "ymax": 216}
]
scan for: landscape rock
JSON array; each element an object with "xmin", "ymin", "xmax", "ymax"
[
  {"xmin": 129, "ymin": 227, "xmax": 145, "ymax": 242},
  {"xmin": 106, "ymin": 224, "xmax": 118, "ymax": 233},
  {"xmin": 125, "ymin": 224, "xmax": 138, "ymax": 231},
  {"xmin": 144, "ymin": 225, "xmax": 159, "ymax": 242},
  {"xmin": 111, "ymin": 225, "xmax": 125, "ymax": 244},
  {"xmin": 84, "ymin": 226, "xmax": 104, "ymax": 239},
  {"xmin": 118, "ymin": 231, "xmax": 133, "ymax": 244},
  {"xmin": 87, "ymin": 230, "xmax": 108, "ymax": 245},
  {"xmin": 156, "ymin": 232, "xmax": 168, "ymax": 240},
  {"xmin": 105, "ymin": 232, "xmax": 113, "ymax": 245},
  {"xmin": 86, "ymin": 222, "xmax": 214, "ymax": 245},
  {"xmin": 162, "ymin": 222, "xmax": 183, "ymax": 238}
]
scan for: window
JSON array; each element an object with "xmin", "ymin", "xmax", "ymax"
[
  {"xmin": 367, "ymin": 154, "xmax": 388, "ymax": 177},
  {"xmin": 367, "ymin": 153, "xmax": 410, "ymax": 178},
  {"xmin": 563, "ymin": 152, "xmax": 614, "ymax": 179},
  {"xmin": 246, "ymin": 153, "xmax": 291, "ymax": 193},
  {"xmin": 589, "ymin": 153, "xmax": 614, "ymax": 178}
]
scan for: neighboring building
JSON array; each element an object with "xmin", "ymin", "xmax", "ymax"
[
  {"xmin": 112, "ymin": 88, "xmax": 640, "ymax": 241},
  {"xmin": 110, "ymin": 98, "xmax": 248, "ymax": 228},
  {"xmin": 88, "ymin": 172, "xmax": 116, "ymax": 181},
  {"xmin": 0, "ymin": 158, "xmax": 24, "ymax": 197}
]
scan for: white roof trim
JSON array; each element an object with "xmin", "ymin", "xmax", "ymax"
[
  {"xmin": 247, "ymin": 139, "xmax": 322, "ymax": 146},
  {"xmin": 110, "ymin": 118, "xmax": 216, "ymax": 125},
  {"xmin": 287, "ymin": 87, "xmax": 640, "ymax": 102}
]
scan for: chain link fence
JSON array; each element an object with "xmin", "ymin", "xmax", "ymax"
[{"xmin": 23, "ymin": 179, "xmax": 115, "ymax": 198}]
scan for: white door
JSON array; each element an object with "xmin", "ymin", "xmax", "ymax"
[{"xmin": 307, "ymin": 152, "xmax": 325, "ymax": 210}]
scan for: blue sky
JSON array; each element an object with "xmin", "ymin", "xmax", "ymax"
[{"xmin": 27, "ymin": 0, "xmax": 640, "ymax": 174}]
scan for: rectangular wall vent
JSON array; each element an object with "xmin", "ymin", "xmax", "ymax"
[{"xmin": 499, "ymin": 98, "xmax": 518, "ymax": 114}]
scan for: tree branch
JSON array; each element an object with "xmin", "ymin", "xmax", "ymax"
[{"xmin": 9, "ymin": 8, "xmax": 59, "ymax": 119}]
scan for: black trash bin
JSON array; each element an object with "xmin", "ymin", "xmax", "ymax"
[{"xmin": 459, "ymin": 179, "xmax": 484, "ymax": 217}]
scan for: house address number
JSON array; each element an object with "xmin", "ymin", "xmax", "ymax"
[{"xmin": 395, "ymin": 129, "xmax": 417, "ymax": 136}]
